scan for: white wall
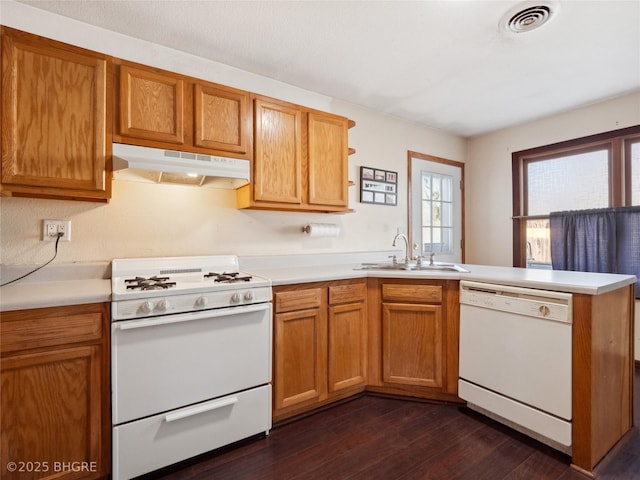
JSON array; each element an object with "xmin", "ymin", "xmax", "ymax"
[
  {"xmin": 465, "ymin": 92, "xmax": 640, "ymax": 266},
  {"xmin": 0, "ymin": 1, "xmax": 465, "ymax": 265}
]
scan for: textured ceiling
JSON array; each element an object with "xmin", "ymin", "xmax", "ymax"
[{"xmin": 18, "ymin": 0, "xmax": 640, "ymax": 137}]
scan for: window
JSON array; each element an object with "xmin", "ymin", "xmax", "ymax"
[
  {"xmin": 512, "ymin": 126, "xmax": 640, "ymax": 268},
  {"xmin": 421, "ymin": 172, "xmax": 454, "ymax": 253}
]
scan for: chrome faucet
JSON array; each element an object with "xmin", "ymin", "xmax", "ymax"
[
  {"xmin": 416, "ymin": 251, "xmax": 435, "ymax": 267},
  {"xmin": 392, "ymin": 232, "xmax": 409, "ymax": 265}
]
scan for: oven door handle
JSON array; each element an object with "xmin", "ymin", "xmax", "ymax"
[
  {"xmin": 114, "ymin": 303, "xmax": 270, "ymax": 331},
  {"xmin": 164, "ymin": 396, "xmax": 239, "ymax": 423}
]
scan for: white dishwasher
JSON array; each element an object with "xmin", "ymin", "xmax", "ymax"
[{"xmin": 458, "ymin": 280, "xmax": 573, "ymax": 452}]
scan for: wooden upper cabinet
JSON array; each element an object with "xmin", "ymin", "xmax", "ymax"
[
  {"xmin": 237, "ymin": 95, "xmax": 351, "ymax": 212},
  {"xmin": 114, "ymin": 60, "xmax": 252, "ymax": 159},
  {"xmin": 118, "ymin": 64, "xmax": 184, "ymax": 145},
  {"xmin": 0, "ymin": 27, "xmax": 111, "ymax": 201},
  {"xmin": 252, "ymin": 98, "xmax": 302, "ymax": 204},
  {"xmin": 194, "ymin": 83, "xmax": 250, "ymax": 155},
  {"xmin": 308, "ymin": 112, "xmax": 348, "ymax": 207}
]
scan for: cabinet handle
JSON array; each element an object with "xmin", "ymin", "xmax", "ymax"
[{"xmin": 164, "ymin": 396, "xmax": 238, "ymax": 423}]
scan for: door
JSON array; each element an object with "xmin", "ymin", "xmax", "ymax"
[{"xmin": 409, "ymin": 152, "xmax": 464, "ymax": 264}]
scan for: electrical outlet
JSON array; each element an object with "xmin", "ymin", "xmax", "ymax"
[{"xmin": 42, "ymin": 220, "xmax": 71, "ymax": 242}]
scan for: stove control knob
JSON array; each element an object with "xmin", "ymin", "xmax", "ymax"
[
  {"xmin": 244, "ymin": 291, "xmax": 254, "ymax": 301},
  {"xmin": 195, "ymin": 296, "xmax": 208, "ymax": 308},
  {"xmin": 157, "ymin": 299, "xmax": 170, "ymax": 312},
  {"xmin": 231, "ymin": 292, "xmax": 241, "ymax": 303},
  {"xmin": 140, "ymin": 301, "xmax": 154, "ymax": 314}
]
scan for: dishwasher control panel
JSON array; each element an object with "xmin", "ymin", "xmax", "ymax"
[{"xmin": 460, "ymin": 281, "xmax": 572, "ymax": 323}]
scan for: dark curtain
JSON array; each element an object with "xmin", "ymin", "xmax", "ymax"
[{"xmin": 550, "ymin": 206, "xmax": 640, "ymax": 298}]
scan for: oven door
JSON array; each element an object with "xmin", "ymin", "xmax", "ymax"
[{"xmin": 112, "ymin": 302, "xmax": 272, "ymax": 425}]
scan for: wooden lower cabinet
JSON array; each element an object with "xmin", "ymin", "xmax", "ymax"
[
  {"xmin": 1, "ymin": 303, "xmax": 110, "ymax": 480},
  {"xmin": 272, "ymin": 279, "xmax": 367, "ymax": 422},
  {"xmin": 367, "ymin": 278, "xmax": 462, "ymax": 403},
  {"xmin": 382, "ymin": 302, "xmax": 443, "ymax": 388},
  {"xmin": 328, "ymin": 300, "xmax": 366, "ymax": 393},
  {"xmin": 274, "ymin": 298, "xmax": 326, "ymax": 411}
]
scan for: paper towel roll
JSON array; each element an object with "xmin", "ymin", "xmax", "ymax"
[{"xmin": 303, "ymin": 223, "xmax": 340, "ymax": 237}]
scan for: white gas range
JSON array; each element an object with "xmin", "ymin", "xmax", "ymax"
[
  {"xmin": 110, "ymin": 255, "xmax": 272, "ymax": 480},
  {"xmin": 111, "ymin": 254, "xmax": 271, "ymax": 318}
]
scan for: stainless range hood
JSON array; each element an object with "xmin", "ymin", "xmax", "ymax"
[{"xmin": 112, "ymin": 143, "xmax": 249, "ymax": 189}]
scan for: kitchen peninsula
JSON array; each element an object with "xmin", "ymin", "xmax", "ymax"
[{"xmin": 0, "ymin": 254, "xmax": 635, "ymax": 478}]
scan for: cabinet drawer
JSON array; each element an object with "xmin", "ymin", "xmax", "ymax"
[
  {"xmin": 1, "ymin": 304, "xmax": 104, "ymax": 354},
  {"xmin": 275, "ymin": 288, "xmax": 322, "ymax": 313},
  {"xmin": 329, "ymin": 282, "xmax": 366, "ymax": 305},
  {"xmin": 382, "ymin": 284, "xmax": 442, "ymax": 304}
]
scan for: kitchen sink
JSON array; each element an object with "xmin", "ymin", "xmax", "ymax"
[{"xmin": 354, "ymin": 262, "xmax": 469, "ymax": 273}]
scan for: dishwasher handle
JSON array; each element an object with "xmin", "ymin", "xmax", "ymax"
[{"xmin": 460, "ymin": 280, "xmax": 572, "ymax": 323}]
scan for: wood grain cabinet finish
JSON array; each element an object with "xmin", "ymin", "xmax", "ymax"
[
  {"xmin": 367, "ymin": 278, "xmax": 461, "ymax": 403},
  {"xmin": 0, "ymin": 303, "xmax": 110, "ymax": 480},
  {"xmin": 193, "ymin": 83, "xmax": 251, "ymax": 155},
  {"xmin": 251, "ymin": 98, "xmax": 302, "ymax": 204},
  {"xmin": 0, "ymin": 27, "xmax": 111, "ymax": 201},
  {"xmin": 327, "ymin": 282, "xmax": 367, "ymax": 393},
  {"xmin": 307, "ymin": 112, "xmax": 348, "ymax": 207},
  {"xmin": 382, "ymin": 302, "xmax": 443, "ymax": 388},
  {"xmin": 118, "ymin": 64, "xmax": 185, "ymax": 145},
  {"xmin": 272, "ymin": 280, "xmax": 367, "ymax": 422},
  {"xmin": 273, "ymin": 287, "xmax": 326, "ymax": 417},
  {"xmin": 237, "ymin": 95, "xmax": 350, "ymax": 212},
  {"xmin": 114, "ymin": 60, "xmax": 252, "ymax": 159}
]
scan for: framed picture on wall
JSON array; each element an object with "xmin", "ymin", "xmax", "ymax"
[{"xmin": 360, "ymin": 166, "xmax": 398, "ymax": 206}]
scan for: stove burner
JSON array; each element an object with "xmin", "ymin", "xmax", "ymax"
[
  {"xmin": 125, "ymin": 276, "xmax": 177, "ymax": 291},
  {"xmin": 205, "ymin": 272, "xmax": 253, "ymax": 283}
]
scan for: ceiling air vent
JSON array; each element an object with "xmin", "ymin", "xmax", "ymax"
[{"xmin": 501, "ymin": 2, "xmax": 558, "ymax": 33}]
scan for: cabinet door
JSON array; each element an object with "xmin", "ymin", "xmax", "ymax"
[
  {"xmin": 253, "ymin": 99, "xmax": 302, "ymax": 204},
  {"xmin": 194, "ymin": 83, "xmax": 251, "ymax": 156},
  {"xmin": 118, "ymin": 64, "xmax": 184, "ymax": 144},
  {"xmin": 1, "ymin": 346, "xmax": 104, "ymax": 480},
  {"xmin": 307, "ymin": 112, "xmax": 348, "ymax": 207},
  {"xmin": 328, "ymin": 302, "xmax": 366, "ymax": 393},
  {"xmin": 382, "ymin": 303, "xmax": 443, "ymax": 388},
  {"xmin": 273, "ymin": 308, "xmax": 326, "ymax": 410},
  {"xmin": 1, "ymin": 28, "xmax": 109, "ymax": 199}
]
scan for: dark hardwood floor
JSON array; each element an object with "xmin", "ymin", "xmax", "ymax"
[{"xmin": 151, "ymin": 368, "xmax": 640, "ymax": 480}]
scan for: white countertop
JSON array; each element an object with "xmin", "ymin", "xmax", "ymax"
[
  {"xmin": 0, "ymin": 262, "xmax": 111, "ymax": 312},
  {"xmin": 0, "ymin": 253, "xmax": 636, "ymax": 311},
  {"xmin": 248, "ymin": 262, "xmax": 636, "ymax": 296}
]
